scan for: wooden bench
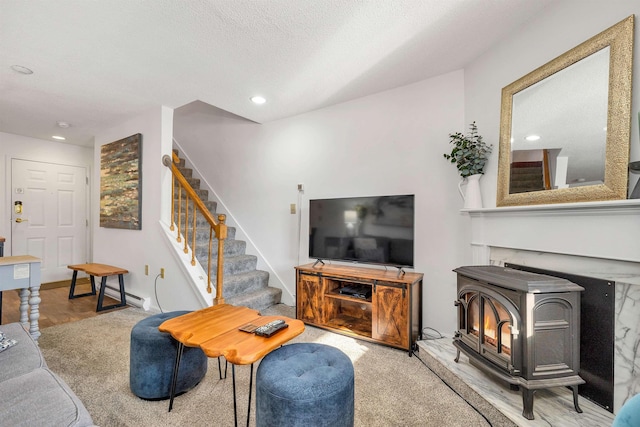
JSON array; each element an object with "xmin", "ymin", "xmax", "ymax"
[{"xmin": 68, "ymin": 263, "xmax": 128, "ymax": 312}]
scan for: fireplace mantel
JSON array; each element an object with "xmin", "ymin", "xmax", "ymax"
[
  {"xmin": 463, "ymin": 199, "xmax": 640, "ymax": 265},
  {"xmin": 461, "ymin": 198, "xmax": 640, "ymax": 413}
]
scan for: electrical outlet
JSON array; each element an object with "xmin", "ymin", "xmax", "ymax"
[
  {"xmin": 290, "ymin": 203, "xmax": 296, "ymax": 214},
  {"xmin": 145, "ymin": 265, "xmax": 149, "ymax": 276},
  {"xmin": 297, "ymin": 183, "xmax": 304, "ymax": 191},
  {"xmin": 160, "ymin": 268, "xmax": 165, "ymax": 279}
]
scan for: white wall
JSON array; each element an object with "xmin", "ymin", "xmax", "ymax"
[
  {"xmin": 92, "ymin": 106, "xmax": 204, "ymax": 313},
  {"xmin": 175, "ymin": 70, "xmax": 468, "ymax": 334},
  {"xmin": 465, "ymin": 1, "xmax": 640, "ymax": 206},
  {"xmin": 0, "ymin": 132, "xmax": 93, "ymax": 255}
]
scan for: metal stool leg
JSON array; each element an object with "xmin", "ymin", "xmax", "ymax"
[
  {"xmin": 69, "ymin": 270, "xmax": 97, "ymax": 299},
  {"xmin": 96, "ymin": 274, "xmax": 127, "ymax": 312}
]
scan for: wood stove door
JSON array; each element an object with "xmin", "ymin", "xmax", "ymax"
[
  {"xmin": 456, "ymin": 285, "xmax": 523, "ymax": 376},
  {"xmin": 479, "ymin": 294, "xmax": 515, "ymax": 371}
]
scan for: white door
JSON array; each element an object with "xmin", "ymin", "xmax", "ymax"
[{"xmin": 11, "ymin": 159, "xmax": 88, "ymax": 284}]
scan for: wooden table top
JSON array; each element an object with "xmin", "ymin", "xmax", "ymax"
[
  {"xmin": 159, "ymin": 304, "xmax": 305, "ymax": 365},
  {"xmin": 67, "ymin": 263, "xmax": 128, "ymax": 276},
  {"xmin": 0, "ymin": 255, "xmax": 40, "ymax": 266}
]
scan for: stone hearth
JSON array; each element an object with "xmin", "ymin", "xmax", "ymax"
[{"xmin": 417, "ymin": 338, "xmax": 614, "ymax": 426}]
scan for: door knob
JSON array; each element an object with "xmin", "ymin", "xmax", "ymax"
[{"xmin": 15, "ymin": 218, "xmax": 28, "ymax": 223}]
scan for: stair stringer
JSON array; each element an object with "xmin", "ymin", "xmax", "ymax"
[
  {"xmin": 173, "ymin": 138, "xmax": 295, "ymax": 306},
  {"xmin": 159, "ymin": 220, "xmax": 213, "ymax": 308}
]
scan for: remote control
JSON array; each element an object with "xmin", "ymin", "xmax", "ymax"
[{"xmin": 254, "ymin": 320, "xmax": 288, "ymax": 337}]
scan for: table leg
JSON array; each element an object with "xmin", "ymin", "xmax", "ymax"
[
  {"xmin": 19, "ymin": 288, "xmax": 29, "ymax": 324},
  {"xmin": 96, "ymin": 275, "xmax": 126, "ymax": 312},
  {"xmin": 247, "ymin": 363, "xmax": 254, "ymax": 427},
  {"xmin": 68, "ymin": 270, "xmax": 97, "ymax": 299},
  {"xmin": 28, "ymin": 284, "xmax": 41, "ymax": 341},
  {"xmin": 232, "ymin": 364, "xmax": 238, "ymax": 427},
  {"xmin": 231, "ymin": 363, "xmax": 255, "ymax": 427},
  {"xmin": 168, "ymin": 342, "xmax": 184, "ymax": 412},
  {"xmin": 218, "ymin": 356, "xmax": 228, "ymax": 379}
]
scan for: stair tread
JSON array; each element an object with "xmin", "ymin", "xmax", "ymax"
[
  {"xmin": 221, "ymin": 269, "xmax": 269, "ymax": 283},
  {"xmin": 225, "ymin": 287, "xmax": 283, "ymax": 312}
]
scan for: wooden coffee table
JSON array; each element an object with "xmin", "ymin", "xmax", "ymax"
[{"xmin": 159, "ymin": 304, "xmax": 305, "ymax": 426}]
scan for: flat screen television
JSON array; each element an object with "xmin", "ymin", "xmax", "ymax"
[{"xmin": 309, "ymin": 194, "xmax": 415, "ymax": 268}]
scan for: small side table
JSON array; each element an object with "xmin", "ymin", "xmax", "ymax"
[
  {"xmin": 68, "ymin": 263, "xmax": 128, "ymax": 312},
  {"xmin": 0, "ymin": 255, "xmax": 41, "ymax": 339},
  {"xmin": 159, "ymin": 304, "xmax": 305, "ymax": 426}
]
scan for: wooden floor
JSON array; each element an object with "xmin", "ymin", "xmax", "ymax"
[{"xmin": 0, "ymin": 279, "xmax": 126, "ymax": 328}]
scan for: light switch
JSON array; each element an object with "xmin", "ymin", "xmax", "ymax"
[{"xmin": 290, "ymin": 204, "xmax": 296, "ymax": 214}]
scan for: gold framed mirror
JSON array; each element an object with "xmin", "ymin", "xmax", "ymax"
[{"xmin": 496, "ymin": 15, "xmax": 634, "ymax": 207}]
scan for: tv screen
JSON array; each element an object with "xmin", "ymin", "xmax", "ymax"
[{"xmin": 309, "ymin": 194, "xmax": 415, "ymax": 268}]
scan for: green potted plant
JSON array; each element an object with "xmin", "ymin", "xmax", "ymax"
[
  {"xmin": 443, "ymin": 121, "xmax": 493, "ymax": 178},
  {"xmin": 444, "ymin": 122, "xmax": 492, "ymax": 209}
]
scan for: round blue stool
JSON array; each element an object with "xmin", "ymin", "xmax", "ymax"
[
  {"xmin": 129, "ymin": 311, "xmax": 208, "ymax": 400},
  {"xmin": 256, "ymin": 343, "xmax": 354, "ymax": 427},
  {"xmin": 613, "ymin": 393, "xmax": 640, "ymax": 427}
]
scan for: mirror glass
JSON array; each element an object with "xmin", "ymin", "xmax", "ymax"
[{"xmin": 496, "ymin": 16, "xmax": 633, "ymax": 206}]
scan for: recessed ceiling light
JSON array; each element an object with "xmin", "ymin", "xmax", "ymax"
[
  {"xmin": 10, "ymin": 65, "xmax": 33, "ymax": 75},
  {"xmin": 250, "ymin": 96, "xmax": 266, "ymax": 105},
  {"xmin": 57, "ymin": 121, "xmax": 70, "ymax": 128},
  {"xmin": 525, "ymin": 135, "xmax": 541, "ymax": 142},
  {"xmin": 52, "ymin": 135, "xmax": 66, "ymax": 141}
]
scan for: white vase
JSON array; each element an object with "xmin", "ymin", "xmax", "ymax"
[{"xmin": 458, "ymin": 174, "xmax": 483, "ymax": 209}]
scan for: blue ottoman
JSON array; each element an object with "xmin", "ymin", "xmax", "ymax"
[
  {"xmin": 129, "ymin": 311, "xmax": 208, "ymax": 400},
  {"xmin": 256, "ymin": 343, "xmax": 354, "ymax": 427},
  {"xmin": 613, "ymin": 394, "xmax": 640, "ymax": 427}
]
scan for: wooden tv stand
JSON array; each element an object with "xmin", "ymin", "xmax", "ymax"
[{"xmin": 295, "ymin": 263, "xmax": 423, "ymax": 354}]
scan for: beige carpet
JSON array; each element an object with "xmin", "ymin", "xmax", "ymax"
[{"xmin": 37, "ymin": 305, "xmax": 514, "ymax": 427}]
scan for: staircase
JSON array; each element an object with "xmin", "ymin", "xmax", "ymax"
[
  {"xmin": 510, "ymin": 161, "xmax": 546, "ymax": 194},
  {"xmin": 172, "ymin": 150, "xmax": 282, "ymax": 312}
]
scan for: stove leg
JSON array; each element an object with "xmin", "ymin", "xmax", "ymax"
[
  {"xmin": 571, "ymin": 385, "xmax": 583, "ymax": 413},
  {"xmin": 454, "ymin": 348, "xmax": 460, "ymax": 363},
  {"xmin": 521, "ymin": 388, "xmax": 535, "ymax": 420}
]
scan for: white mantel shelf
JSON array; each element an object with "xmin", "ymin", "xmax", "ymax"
[
  {"xmin": 462, "ymin": 198, "xmax": 640, "ymax": 215},
  {"xmin": 462, "ymin": 199, "xmax": 640, "ymax": 264}
]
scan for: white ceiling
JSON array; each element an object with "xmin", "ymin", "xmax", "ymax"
[{"xmin": 0, "ymin": 0, "xmax": 556, "ymax": 147}]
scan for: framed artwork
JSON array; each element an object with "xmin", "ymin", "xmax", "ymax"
[{"xmin": 100, "ymin": 133, "xmax": 142, "ymax": 229}]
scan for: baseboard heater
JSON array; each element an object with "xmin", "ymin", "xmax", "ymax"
[{"xmin": 104, "ymin": 284, "xmax": 151, "ymax": 311}]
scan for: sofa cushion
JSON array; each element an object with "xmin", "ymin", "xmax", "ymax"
[
  {"xmin": 0, "ymin": 367, "xmax": 94, "ymax": 427},
  {"xmin": 0, "ymin": 322, "xmax": 46, "ymax": 382}
]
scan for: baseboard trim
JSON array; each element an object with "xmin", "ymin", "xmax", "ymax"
[{"xmin": 41, "ymin": 278, "xmax": 90, "ymax": 290}]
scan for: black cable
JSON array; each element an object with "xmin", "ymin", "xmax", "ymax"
[
  {"xmin": 412, "ymin": 346, "xmax": 494, "ymax": 427},
  {"xmin": 153, "ymin": 274, "xmax": 164, "ymax": 313},
  {"xmin": 422, "ymin": 326, "xmax": 443, "ymax": 340}
]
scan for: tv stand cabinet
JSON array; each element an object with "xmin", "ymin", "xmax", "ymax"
[{"xmin": 295, "ymin": 263, "xmax": 423, "ymax": 354}]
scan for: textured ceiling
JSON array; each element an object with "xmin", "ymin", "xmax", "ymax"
[{"xmin": 0, "ymin": 0, "xmax": 556, "ymax": 147}]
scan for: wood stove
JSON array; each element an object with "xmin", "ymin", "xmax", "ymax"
[{"xmin": 453, "ymin": 266, "xmax": 585, "ymax": 420}]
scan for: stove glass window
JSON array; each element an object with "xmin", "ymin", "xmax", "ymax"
[{"xmin": 483, "ymin": 297, "xmax": 512, "ymax": 356}]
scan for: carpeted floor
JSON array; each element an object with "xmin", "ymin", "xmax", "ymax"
[{"xmin": 37, "ymin": 305, "xmax": 515, "ymax": 427}]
